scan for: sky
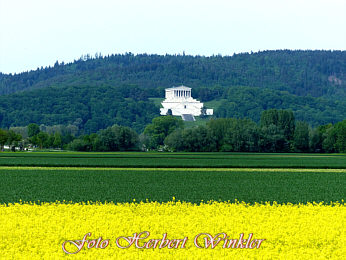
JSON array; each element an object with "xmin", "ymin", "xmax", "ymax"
[{"xmin": 0, "ymin": 0, "xmax": 345, "ymax": 74}]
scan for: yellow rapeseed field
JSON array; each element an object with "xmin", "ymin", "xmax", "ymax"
[{"xmin": 1, "ymin": 201, "xmax": 345, "ymax": 259}]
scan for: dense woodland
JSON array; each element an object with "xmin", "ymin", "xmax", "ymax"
[
  {"xmin": 0, "ymin": 85, "xmax": 158, "ymax": 133},
  {"xmin": 1, "ymin": 50, "xmax": 345, "ymax": 97},
  {"xmin": 0, "ymin": 50, "xmax": 345, "ymax": 136}
]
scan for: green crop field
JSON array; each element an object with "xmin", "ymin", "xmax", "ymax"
[
  {"xmin": 0, "ymin": 168, "xmax": 345, "ymax": 204},
  {"xmin": 0, "ymin": 152, "xmax": 345, "ymax": 204},
  {"xmin": 0, "ymin": 152, "xmax": 345, "ymax": 168}
]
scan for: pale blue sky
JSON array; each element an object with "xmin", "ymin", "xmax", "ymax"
[{"xmin": 0, "ymin": 0, "xmax": 345, "ymax": 74}]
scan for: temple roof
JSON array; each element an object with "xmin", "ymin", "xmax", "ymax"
[{"xmin": 166, "ymin": 85, "xmax": 191, "ymax": 91}]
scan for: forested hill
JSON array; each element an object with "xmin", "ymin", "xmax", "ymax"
[
  {"xmin": 1, "ymin": 50, "xmax": 345, "ymax": 99},
  {"xmin": 0, "ymin": 50, "xmax": 345, "ymax": 133}
]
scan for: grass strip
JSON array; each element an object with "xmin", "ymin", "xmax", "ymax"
[{"xmin": 0, "ymin": 166, "xmax": 345, "ymax": 173}]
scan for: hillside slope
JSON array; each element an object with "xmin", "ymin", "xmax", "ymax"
[
  {"xmin": 0, "ymin": 85, "xmax": 158, "ymax": 133},
  {"xmin": 0, "ymin": 84, "xmax": 344, "ymax": 133},
  {"xmin": 0, "ymin": 50, "xmax": 345, "ymax": 132},
  {"xmin": 1, "ymin": 50, "xmax": 345, "ymax": 99}
]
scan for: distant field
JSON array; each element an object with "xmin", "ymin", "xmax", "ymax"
[
  {"xmin": 0, "ymin": 152, "xmax": 345, "ymax": 168},
  {"xmin": 1, "ymin": 168, "xmax": 345, "ymax": 204},
  {"xmin": 0, "ymin": 152, "xmax": 345, "ymax": 204}
]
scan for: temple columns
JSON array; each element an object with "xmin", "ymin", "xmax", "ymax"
[{"xmin": 174, "ymin": 90, "xmax": 191, "ymax": 97}]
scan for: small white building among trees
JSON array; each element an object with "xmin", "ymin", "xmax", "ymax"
[{"xmin": 160, "ymin": 86, "xmax": 213, "ymax": 121}]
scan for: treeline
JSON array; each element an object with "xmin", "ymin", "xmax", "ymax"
[
  {"xmin": 0, "ymin": 123, "xmax": 74, "ymax": 151},
  {"xmin": 67, "ymin": 109, "xmax": 345, "ymax": 153},
  {"xmin": 0, "ymin": 128, "xmax": 22, "ymax": 151},
  {"xmin": 141, "ymin": 111, "xmax": 345, "ymax": 153},
  {"xmin": 1, "ymin": 51, "xmax": 345, "ymax": 100},
  {"xmin": 1, "ymin": 110, "xmax": 345, "ymax": 153},
  {"xmin": 68, "ymin": 125, "xmax": 138, "ymax": 151},
  {"xmin": 0, "ymin": 123, "xmax": 138, "ymax": 152}
]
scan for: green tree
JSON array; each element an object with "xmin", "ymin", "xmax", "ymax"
[
  {"xmin": 322, "ymin": 126, "xmax": 337, "ymax": 153},
  {"xmin": 293, "ymin": 121, "xmax": 309, "ymax": 152},
  {"xmin": 278, "ymin": 110, "xmax": 295, "ymax": 143},
  {"xmin": 143, "ymin": 116, "xmax": 183, "ymax": 149},
  {"xmin": 164, "ymin": 126, "xmax": 216, "ymax": 152},
  {"xmin": 181, "ymin": 126, "xmax": 216, "ymax": 152},
  {"xmin": 36, "ymin": 132, "xmax": 49, "ymax": 149},
  {"xmin": 46, "ymin": 134, "xmax": 55, "ymax": 148},
  {"xmin": 322, "ymin": 120, "xmax": 346, "ymax": 153},
  {"xmin": 164, "ymin": 129, "xmax": 184, "ymax": 151},
  {"xmin": 67, "ymin": 134, "xmax": 98, "ymax": 151},
  {"xmin": 0, "ymin": 129, "xmax": 8, "ymax": 150},
  {"xmin": 309, "ymin": 128, "xmax": 321, "ymax": 152},
  {"xmin": 68, "ymin": 139, "xmax": 87, "ymax": 151},
  {"xmin": 6, "ymin": 130, "xmax": 22, "ymax": 151},
  {"xmin": 223, "ymin": 119, "xmax": 259, "ymax": 152},
  {"xmin": 334, "ymin": 120, "xmax": 346, "ymax": 153},
  {"xmin": 93, "ymin": 125, "xmax": 139, "ymax": 151},
  {"xmin": 310, "ymin": 124, "xmax": 331, "ymax": 152},
  {"xmin": 53, "ymin": 133, "xmax": 62, "ymax": 149},
  {"xmin": 27, "ymin": 123, "xmax": 40, "ymax": 137},
  {"xmin": 260, "ymin": 109, "xmax": 295, "ymax": 151},
  {"xmin": 259, "ymin": 124, "xmax": 285, "ymax": 152},
  {"xmin": 260, "ymin": 109, "xmax": 279, "ymax": 128},
  {"xmin": 207, "ymin": 118, "xmax": 235, "ymax": 151}
]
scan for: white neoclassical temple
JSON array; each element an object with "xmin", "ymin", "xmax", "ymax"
[{"xmin": 160, "ymin": 86, "xmax": 213, "ymax": 121}]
